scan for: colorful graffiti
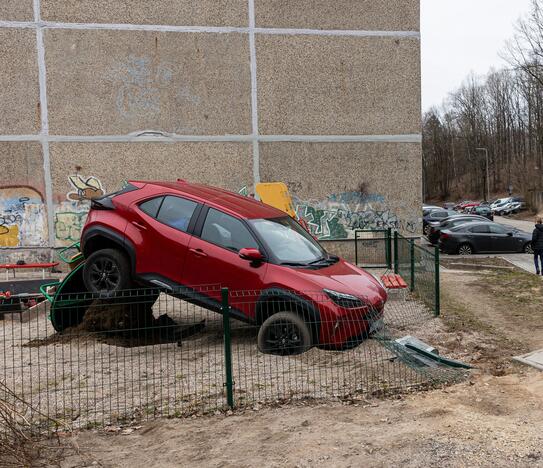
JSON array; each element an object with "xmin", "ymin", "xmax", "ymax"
[
  {"xmin": 0, "ymin": 187, "xmax": 48, "ymax": 247},
  {"xmin": 54, "ymin": 209, "xmax": 88, "ymax": 243},
  {"xmin": 55, "ymin": 175, "xmax": 106, "ymax": 246},
  {"xmin": 67, "ymin": 175, "xmax": 105, "ymax": 201},
  {"xmin": 293, "ymin": 192, "xmax": 420, "ymax": 239}
]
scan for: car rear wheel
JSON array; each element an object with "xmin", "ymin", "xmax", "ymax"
[
  {"xmin": 458, "ymin": 244, "xmax": 473, "ymax": 256},
  {"xmin": 524, "ymin": 242, "xmax": 534, "ymax": 254},
  {"xmin": 83, "ymin": 249, "xmax": 132, "ymax": 297},
  {"xmin": 258, "ymin": 312, "xmax": 312, "ymax": 356}
]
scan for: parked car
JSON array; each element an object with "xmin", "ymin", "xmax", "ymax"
[
  {"xmin": 423, "ymin": 209, "xmax": 457, "ymax": 235},
  {"xmin": 426, "ymin": 215, "xmax": 492, "ymax": 245},
  {"xmin": 439, "ymin": 222, "xmax": 533, "ymax": 255},
  {"xmin": 454, "ymin": 201, "xmax": 480, "ymax": 212},
  {"xmin": 494, "ymin": 201, "xmax": 522, "ymax": 216},
  {"xmin": 81, "ymin": 180, "xmax": 387, "ymax": 355},
  {"xmin": 423, "ymin": 205, "xmax": 442, "ymax": 217},
  {"xmin": 490, "ymin": 198, "xmax": 513, "ymax": 213},
  {"xmin": 442, "ymin": 202, "xmax": 456, "ymax": 210},
  {"xmin": 473, "ymin": 206, "xmax": 494, "ymax": 220}
]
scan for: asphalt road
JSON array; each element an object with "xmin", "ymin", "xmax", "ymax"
[{"xmin": 494, "ymin": 215, "xmax": 534, "ymax": 233}]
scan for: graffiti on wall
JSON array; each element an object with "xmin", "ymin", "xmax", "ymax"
[
  {"xmin": 293, "ymin": 192, "xmax": 420, "ymax": 240},
  {"xmin": 67, "ymin": 175, "xmax": 105, "ymax": 202},
  {"xmin": 0, "ymin": 187, "xmax": 48, "ymax": 247},
  {"xmin": 54, "ymin": 175, "xmax": 106, "ymax": 246}
]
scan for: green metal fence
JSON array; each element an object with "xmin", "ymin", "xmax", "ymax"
[
  {"xmin": 1, "ymin": 282, "xmax": 458, "ymax": 433},
  {"xmin": 355, "ymin": 230, "xmax": 440, "ymax": 317},
  {"xmin": 354, "ymin": 228, "xmax": 392, "ymax": 269},
  {"xmin": 394, "ymin": 232, "xmax": 440, "ymax": 316}
]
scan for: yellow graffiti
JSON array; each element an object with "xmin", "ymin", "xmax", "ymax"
[{"xmin": 0, "ymin": 225, "xmax": 19, "ymax": 247}]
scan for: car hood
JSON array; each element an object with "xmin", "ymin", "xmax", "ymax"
[{"xmin": 293, "ymin": 260, "xmax": 387, "ymax": 306}]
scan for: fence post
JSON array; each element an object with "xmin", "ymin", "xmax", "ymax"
[
  {"xmin": 410, "ymin": 240, "xmax": 415, "ymax": 292},
  {"xmin": 221, "ymin": 288, "xmax": 234, "ymax": 409},
  {"xmin": 385, "ymin": 228, "xmax": 392, "ymax": 270},
  {"xmin": 393, "ymin": 231, "xmax": 399, "ymax": 274},
  {"xmin": 434, "ymin": 246, "xmax": 441, "ymax": 316},
  {"xmin": 354, "ymin": 230, "xmax": 359, "ymax": 266}
]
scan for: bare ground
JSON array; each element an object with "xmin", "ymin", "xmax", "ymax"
[{"xmin": 51, "ymin": 265, "xmax": 543, "ymax": 467}]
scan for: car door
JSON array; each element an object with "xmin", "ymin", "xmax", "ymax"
[
  {"xmin": 127, "ymin": 195, "xmax": 200, "ymax": 285},
  {"xmin": 487, "ymin": 224, "xmax": 514, "ymax": 252},
  {"xmin": 183, "ymin": 207, "xmax": 268, "ymax": 314},
  {"xmin": 468, "ymin": 224, "xmax": 492, "ymax": 252}
]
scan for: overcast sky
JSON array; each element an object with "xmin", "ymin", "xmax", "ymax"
[{"xmin": 421, "ymin": 0, "xmax": 533, "ymax": 110}]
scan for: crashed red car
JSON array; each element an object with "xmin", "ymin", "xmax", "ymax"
[{"xmin": 80, "ymin": 180, "xmax": 387, "ymax": 355}]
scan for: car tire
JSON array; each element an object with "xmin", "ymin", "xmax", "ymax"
[
  {"xmin": 83, "ymin": 248, "xmax": 133, "ymax": 297},
  {"xmin": 524, "ymin": 242, "xmax": 534, "ymax": 254},
  {"xmin": 258, "ymin": 311, "xmax": 312, "ymax": 356},
  {"xmin": 458, "ymin": 244, "xmax": 473, "ymax": 256}
]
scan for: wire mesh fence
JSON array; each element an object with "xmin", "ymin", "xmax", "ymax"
[
  {"xmin": 354, "ymin": 229, "xmax": 392, "ymax": 269},
  {"xmin": 395, "ymin": 233, "xmax": 440, "ymax": 316},
  {"xmin": 1, "ymin": 281, "xmax": 461, "ymax": 435}
]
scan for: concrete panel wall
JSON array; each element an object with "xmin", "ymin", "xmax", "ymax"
[
  {"xmin": 0, "ymin": 0, "xmax": 421, "ymax": 262},
  {"xmin": 260, "ymin": 142, "xmax": 422, "ymax": 237},
  {"xmin": 49, "ymin": 142, "xmax": 252, "ymax": 245},
  {"xmin": 257, "ymin": 35, "xmax": 420, "ymax": 135},
  {"xmin": 0, "ymin": 1, "xmax": 34, "ymax": 21},
  {"xmin": 0, "ymin": 29, "xmax": 40, "ymax": 134},
  {"xmin": 255, "ymin": 0, "xmax": 420, "ymax": 31},
  {"xmin": 45, "ymin": 30, "xmax": 252, "ymax": 135},
  {"xmin": 41, "ymin": 0, "xmax": 248, "ymax": 27},
  {"xmin": 0, "ymin": 142, "xmax": 48, "ymax": 248}
]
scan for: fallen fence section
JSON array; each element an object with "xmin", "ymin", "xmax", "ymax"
[{"xmin": 1, "ymin": 286, "xmax": 464, "ymax": 434}]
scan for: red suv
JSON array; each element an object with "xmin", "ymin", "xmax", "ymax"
[{"xmin": 81, "ymin": 180, "xmax": 387, "ymax": 355}]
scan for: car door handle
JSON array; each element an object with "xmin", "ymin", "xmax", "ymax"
[
  {"xmin": 131, "ymin": 221, "xmax": 148, "ymax": 231},
  {"xmin": 190, "ymin": 248, "xmax": 208, "ymax": 258}
]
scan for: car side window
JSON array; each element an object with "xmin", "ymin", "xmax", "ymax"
[
  {"xmin": 489, "ymin": 224, "xmax": 506, "ymax": 234},
  {"xmin": 156, "ymin": 196, "xmax": 198, "ymax": 233},
  {"xmin": 139, "ymin": 197, "xmax": 164, "ymax": 218},
  {"xmin": 201, "ymin": 208, "xmax": 259, "ymax": 252},
  {"xmin": 470, "ymin": 225, "xmax": 490, "ymax": 234}
]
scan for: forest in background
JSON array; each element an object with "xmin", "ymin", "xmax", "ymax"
[{"xmin": 423, "ymin": 0, "xmax": 543, "ymax": 206}]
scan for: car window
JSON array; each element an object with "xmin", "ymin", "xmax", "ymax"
[
  {"xmin": 139, "ymin": 197, "xmax": 164, "ymax": 218},
  {"xmin": 470, "ymin": 225, "xmax": 491, "ymax": 234},
  {"xmin": 201, "ymin": 208, "xmax": 259, "ymax": 252},
  {"xmin": 156, "ymin": 196, "xmax": 198, "ymax": 233},
  {"xmin": 432, "ymin": 212, "xmax": 448, "ymax": 219},
  {"xmin": 489, "ymin": 224, "xmax": 506, "ymax": 234}
]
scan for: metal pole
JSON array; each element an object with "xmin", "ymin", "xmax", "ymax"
[
  {"xmin": 354, "ymin": 230, "xmax": 359, "ymax": 267},
  {"xmin": 434, "ymin": 246, "xmax": 441, "ymax": 316},
  {"xmin": 410, "ymin": 240, "xmax": 415, "ymax": 292},
  {"xmin": 386, "ymin": 228, "xmax": 392, "ymax": 270},
  {"xmin": 393, "ymin": 231, "xmax": 399, "ymax": 274},
  {"xmin": 221, "ymin": 288, "xmax": 234, "ymax": 409}
]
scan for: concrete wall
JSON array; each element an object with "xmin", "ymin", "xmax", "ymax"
[{"xmin": 0, "ymin": 0, "xmax": 421, "ymax": 262}]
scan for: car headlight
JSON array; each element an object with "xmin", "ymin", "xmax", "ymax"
[{"xmin": 323, "ymin": 289, "xmax": 365, "ymax": 308}]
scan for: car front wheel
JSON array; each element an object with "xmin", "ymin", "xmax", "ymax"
[
  {"xmin": 258, "ymin": 312, "xmax": 312, "ymax": 356},
  {"xmin": 524, "ymin": 242, "xmax": 534, "ymax": 254},
  {"xmin": 83, "ymin": 248, "xmax": 132, "ymax": 297}
]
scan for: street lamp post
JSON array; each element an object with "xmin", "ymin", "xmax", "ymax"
[{"xmin": 476, "ymin": 147, "xmax": 490, "ymax": 202}]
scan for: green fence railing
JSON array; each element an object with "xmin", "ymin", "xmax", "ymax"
[
  {"xmin": 355, "ymin": 229, "xmax": 440, "ymax": 317},
  {"xmin": 395, "ymin": 232, "xmax": 440, "ymax": 317},
  {"xmin": 354, "ymin": 228, "xmax": 392, "ymax": 270}
]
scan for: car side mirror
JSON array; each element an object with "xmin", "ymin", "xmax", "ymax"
[
  {"xmin": 239, "ymin": 248, "xmax": 264, "ymax": 262},
  {"xmin": 507, "ymin": 232, "xmax": 513, "ymax": 236}
]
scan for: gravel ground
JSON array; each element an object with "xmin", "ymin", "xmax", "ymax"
[{"xmin": 1, "ymin": 294, "xmax": 456, "ymax": 431}]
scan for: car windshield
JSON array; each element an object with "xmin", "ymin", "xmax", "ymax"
[{"xmin": 249, "ymin": 217, "xmax": 327, "ymax": 264}]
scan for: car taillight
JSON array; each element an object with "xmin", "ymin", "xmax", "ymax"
[{"xmin": 440, "ymin": 233, "xmax": 450, "ymax": 240}]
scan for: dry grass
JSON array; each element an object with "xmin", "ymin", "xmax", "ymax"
[{"xmin": 0, "ymin": 382, "xmax": 75, "ymax": 467}]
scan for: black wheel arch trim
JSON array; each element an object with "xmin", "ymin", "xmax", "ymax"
[
  {"xmin": 256, "ymin": 288, "xmax": 321, "ymax": 341},
  {"xmin": 81, "ymin": 226, "xmax": 137, "ymax": 275}
]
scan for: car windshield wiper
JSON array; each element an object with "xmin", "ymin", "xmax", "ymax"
[{"xmin": 280, "ymin": 261, "xmax": 310, "ymax": 267}]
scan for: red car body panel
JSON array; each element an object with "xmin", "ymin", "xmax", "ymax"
[{"xmin": 81, "ymin": 180, "xmax": 388, "ymax": 348}]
